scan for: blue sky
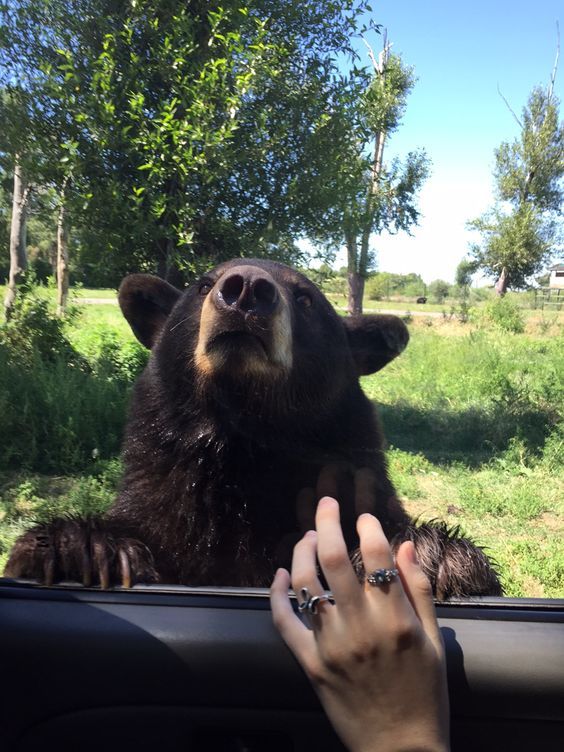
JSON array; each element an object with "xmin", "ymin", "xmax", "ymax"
[{"xmin": 333, "ymin": 0, "xmax": 563, "ymax": 283}]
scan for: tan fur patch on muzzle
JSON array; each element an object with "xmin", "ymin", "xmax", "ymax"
[{"xmin": 194, "ymin": 288, "xmax": 293, "ymax": 377}]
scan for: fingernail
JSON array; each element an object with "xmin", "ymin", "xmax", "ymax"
[
  {"xmin": 272, "ymin": 567, "xmax": 288, "ymax": 584},
  {"xmin": 358, "ymin": 512, "xmax": 375, "ymax": 523},
  {"xmin": 318, "ymin": 496, "xmax": 338, "ymax": 509},
  {"xmin": 304, "ymin": 529, "xmax": 317, "ymax": 539}
]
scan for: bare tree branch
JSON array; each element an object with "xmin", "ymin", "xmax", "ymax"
[
  {"xmin": 361, "ymin": 35, "xmax": 379, "ymax": 72},
  {"xmin": 497, "ymin": 84, "xmax": 523, "ymax": 129},
  {"xmin": 361, "ymin": 30, "xmax": 391, "ymax": 75}
]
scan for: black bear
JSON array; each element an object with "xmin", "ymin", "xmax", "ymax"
[{"xmin": 5, "ymin": 259, "xmax": 501, "ymax": 597}]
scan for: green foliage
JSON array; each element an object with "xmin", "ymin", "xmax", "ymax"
[
  {"xmin": 82, "ymin": 329, "xmax": 148, "ymax": 384},
  {"xmin": 0, "ymin": 0, "xmax": 374, "ymax": 281},
  {"xmin": 306, "ymin": 41, "xmax": 429, "ymax": 311},
  {"xmin": 378, "ymin": 327, "xmax": 563, "ymax": 597},
  {"xmin": 361, "ymin": 53, "xmax": 415, "ymax": 134},
  {"xmin": 495, "ymin": 87, "xmax": 564, "ymax": 212},
  {"xmin": 469, "ymin": 204, "xmax": 552, "ymax": 290},
  {"xmin": 428, "ymin": 279, "xmax": 450, "ymax": 303},
  {"xmin": 0, "ymin": 283, "xmax": 83, "ymax": 368},
  {"xmin": 469, "ymin": 84, "xmax": 564, "ymax": 292},
  {"xmin": 363, "ymin": 328, "xmax": 562, "ymax": 462},
  {"xmin": 365, "ymin": 271, "xmax": 425, "ymax": 300},
  {"xmin": 504, "ymin": 539, "xmax": 564, "ymax": 598},
  {"xmin": 385, "ymin": 433, "xmax": 563, "ymax": 597},
  {"xmin": 482, "ymin": 297, "xmax": 525, "ymax": 334},
  {"xmin": 0, "ymin": 287, "xmax": 139, "ymax": 473},
  {"xmin": 540, "ymin": 422, "xmax": 564, "ymax": 471},
  {"xmin": 0, "ymin": 346, "xmax": 130, "ymax": 472},
  {"xmin": 455, "ymin": 258, "xmax": 478, "ymax": 288}
]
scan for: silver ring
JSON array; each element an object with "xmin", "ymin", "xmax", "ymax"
[
  {"xmin": 298, "ymin": 587, "xmax": 335, "ymax": 614},
  {"xmin": 366, "ymin": 568, "xmax": 399, "ymax": 586}
]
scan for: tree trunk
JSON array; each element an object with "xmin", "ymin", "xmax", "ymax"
[
  {"xmin": 156, "ymin": 235, "xmax": 183, "ymax": 286},
  {"xmin": 49, "ymin": 241, "xmax": 57, "ymax": 278},
  {"xmin": 345, "ymin": 229, "xmax": 364, "ymax": 315},
  {"xmin": 347, "ymin": 35, "xmax": 389, "ymax": 313},
  {"xmin": 4, "ymin": 159, "xmax": 31, "ymax": 319},
  {"xmin": 56, "ymin": 190, "xmax": 69, "ymax": 316},
  {"xmin": 347, "ymin": 271, "xmax": 365, "ymax": 316},
  {"xmin": 495, "ymin": 266, "xmax": 508, "ymax": 296}
]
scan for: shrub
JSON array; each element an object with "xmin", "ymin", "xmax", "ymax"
[
  {"xmin": 428, "ymin": 279, "xmax": 450, "ymax": 303},
  {"xmin": 0, "ymin": 287, "xmax": 134, "ymax": 473},
  {"xmin": 541, "ymin": 424, "xmax": 564, "ymax": 471},
  {"xmin": 0, "ymin": 346, "xmax": 130, "ymax": 472},
  {"xmin": 0, "ymin": 285, "xmax": 85, "ymax": 369},
  {"xmin": 483, "ymin": 297, "xmax": 525, "ymax": 334},
  {"xmin": 92, "ymin": 331, "xmax": 148, "ymax": 383}
]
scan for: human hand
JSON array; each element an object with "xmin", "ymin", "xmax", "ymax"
[{"xmin": 270, "ymin": 497, "xmax": 450, "ymax": 752}]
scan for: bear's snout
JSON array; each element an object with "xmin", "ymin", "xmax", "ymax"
[
  {"xmin": 194, "ymin": 264, "xmax": 293, "ymax": 378},
  {"xmin": 216, "ymin": 266, "xmax": 280, "ymax": 319}
]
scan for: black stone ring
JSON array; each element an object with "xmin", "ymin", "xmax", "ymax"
[{"xmin": 366, "ymin": 568, "xmax": 399, "ymax": 586}]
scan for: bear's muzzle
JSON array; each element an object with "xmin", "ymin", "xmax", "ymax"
[{"xmin": 195, "ymin": 265, "xmax": 293, "ymax": 377}]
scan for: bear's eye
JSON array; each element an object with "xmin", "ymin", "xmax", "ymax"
[
  {"xmin": 295, "ymin": 291, "xmax": 312, "ymax": 308},
  {"xmin": 199, "ymin": 282, "xmax": 213, "ymax": 296}
]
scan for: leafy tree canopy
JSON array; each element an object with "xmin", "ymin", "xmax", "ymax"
[
  {"xmin": 0, "ymin": 0, "xmax": 374, "ymax": 284},
  {"xmin": 469, "ymin": 83, "xmax": 564, "ymax": 294}
]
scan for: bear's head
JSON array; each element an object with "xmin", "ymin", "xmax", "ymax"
[{"xmin": 118, "ymin": 259, "xmax": 408, "ymax": 421}]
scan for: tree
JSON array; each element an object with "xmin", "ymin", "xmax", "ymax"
[
  {"xmin": 469, "ymin": 71, "xmax": 564, "ymax": 295},
  {"xmin": 1, "ymin": 0, "xmax": 374, "ymax": 294},
  {"xmin": 313, "ymin": 34, "xmax": 429, "ymax": 315},
  {"xmin": 428, "ymin": 279, "xmax": 450, "ymax": 304},
  {"xmin": 4, "ymin": 159, "xmax": 33, "ymax": 318},
  {"xmin": 455, "ymin": 258, "xmax": 478, "ymax": 288}
]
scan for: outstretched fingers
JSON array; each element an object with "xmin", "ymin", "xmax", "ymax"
[
  {"xmin": 270, "ymin": 567, "xmax": 315, "ymax": 666},
  {"xmin": 315, "ymin": 497, "xmax": 362, "ymax": 610},
  {"xmin": 396, "ymin": 541, "xmax": 443, "ymax": 648}
]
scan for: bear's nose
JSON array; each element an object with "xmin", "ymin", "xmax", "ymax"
[{"xmin": 216, "ymin": 266, "xmax": 279, "ymax": 317}]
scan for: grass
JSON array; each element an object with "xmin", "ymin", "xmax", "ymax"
[
  {"xmin": 360, "ymin": 321, "xmax": 563, "ymax": 597},
  {"xmin": 326, "ymin": 292, "xmax": 448, "ymax": 313},
  {"xmin": 73, "ymin": 288, "xmax": 119, "ymax": 299},
  {"xmin": 0, "ymin": 287, "xmax": 562, "ymax": 597},
  {"xmin": 385, "ymin": 447, "xmax": 564, "ymax": 597}
]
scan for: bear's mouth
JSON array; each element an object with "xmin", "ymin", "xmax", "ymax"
[{"xmin": 207, "ymin": 330, "xmax": 269, "ymax": 359}]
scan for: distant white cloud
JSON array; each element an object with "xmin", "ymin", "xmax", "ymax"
[{"xmin": 332, "ymin": 166, "xmax": 495, "ymax": 283}]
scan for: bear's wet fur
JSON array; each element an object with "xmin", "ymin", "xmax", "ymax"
[{"xmin": 5, "ymin": 259, "xmax": 502, "ymax": 597}]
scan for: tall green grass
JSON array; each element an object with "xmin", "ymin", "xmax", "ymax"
[
  {"xmin": 0, "ymin": 290, "xmax": 147, "ymax": 473},
  {"xmin": 362, "ymin": 328, "xmax": 563, "ymax": 464},
  {"xmin": 362, "ymin": 325, "xmax": 563, "ymax": 597}
]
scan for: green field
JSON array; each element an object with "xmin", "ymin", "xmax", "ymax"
[{"xmin": 0, "ymin": 288, "xmax": 562, "ymax": 597}]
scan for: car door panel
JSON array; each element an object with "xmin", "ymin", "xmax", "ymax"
[{"xmin": 1, "ymin": 581, "xmax": 563, "ymax": 751}]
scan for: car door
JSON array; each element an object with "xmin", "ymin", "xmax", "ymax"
[{"xmin": 1, "ymin": 579, "xmax": 563, "ymax": 752}]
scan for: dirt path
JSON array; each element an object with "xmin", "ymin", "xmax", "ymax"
[
  {"xmin": 78, "ymin": 297, "xmax": 446, "ymax": 318},
  {"xmin": 79, "ymin": 297, "xmax": 119, "ymax": 305}
]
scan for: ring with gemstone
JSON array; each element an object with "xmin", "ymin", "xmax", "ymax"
[{"xmin": 366, "ymin": 568, "xmax": 399, "ymax": 586}]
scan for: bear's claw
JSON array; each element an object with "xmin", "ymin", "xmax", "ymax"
[{"xmin": 4, "ymin": 518, "xmax": 159, "ymax": 588}]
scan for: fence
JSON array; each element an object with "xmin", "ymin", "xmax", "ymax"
[{"xmin": 534, "ymin": 288, "xmax": 563, "ymax": 311}]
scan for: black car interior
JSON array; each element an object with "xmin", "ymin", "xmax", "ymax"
[{"xmin": 1, "ymin": 581, "xmax": 563, "ymax": 752}]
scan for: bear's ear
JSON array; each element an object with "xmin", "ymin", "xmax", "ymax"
[
  {"xmin": 118, "ymin": 274, "xmax": 181, "ymax": 349},
  {"xmin": 342, "ymin": 315, "xmax": 409, "ymax": 375}
]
